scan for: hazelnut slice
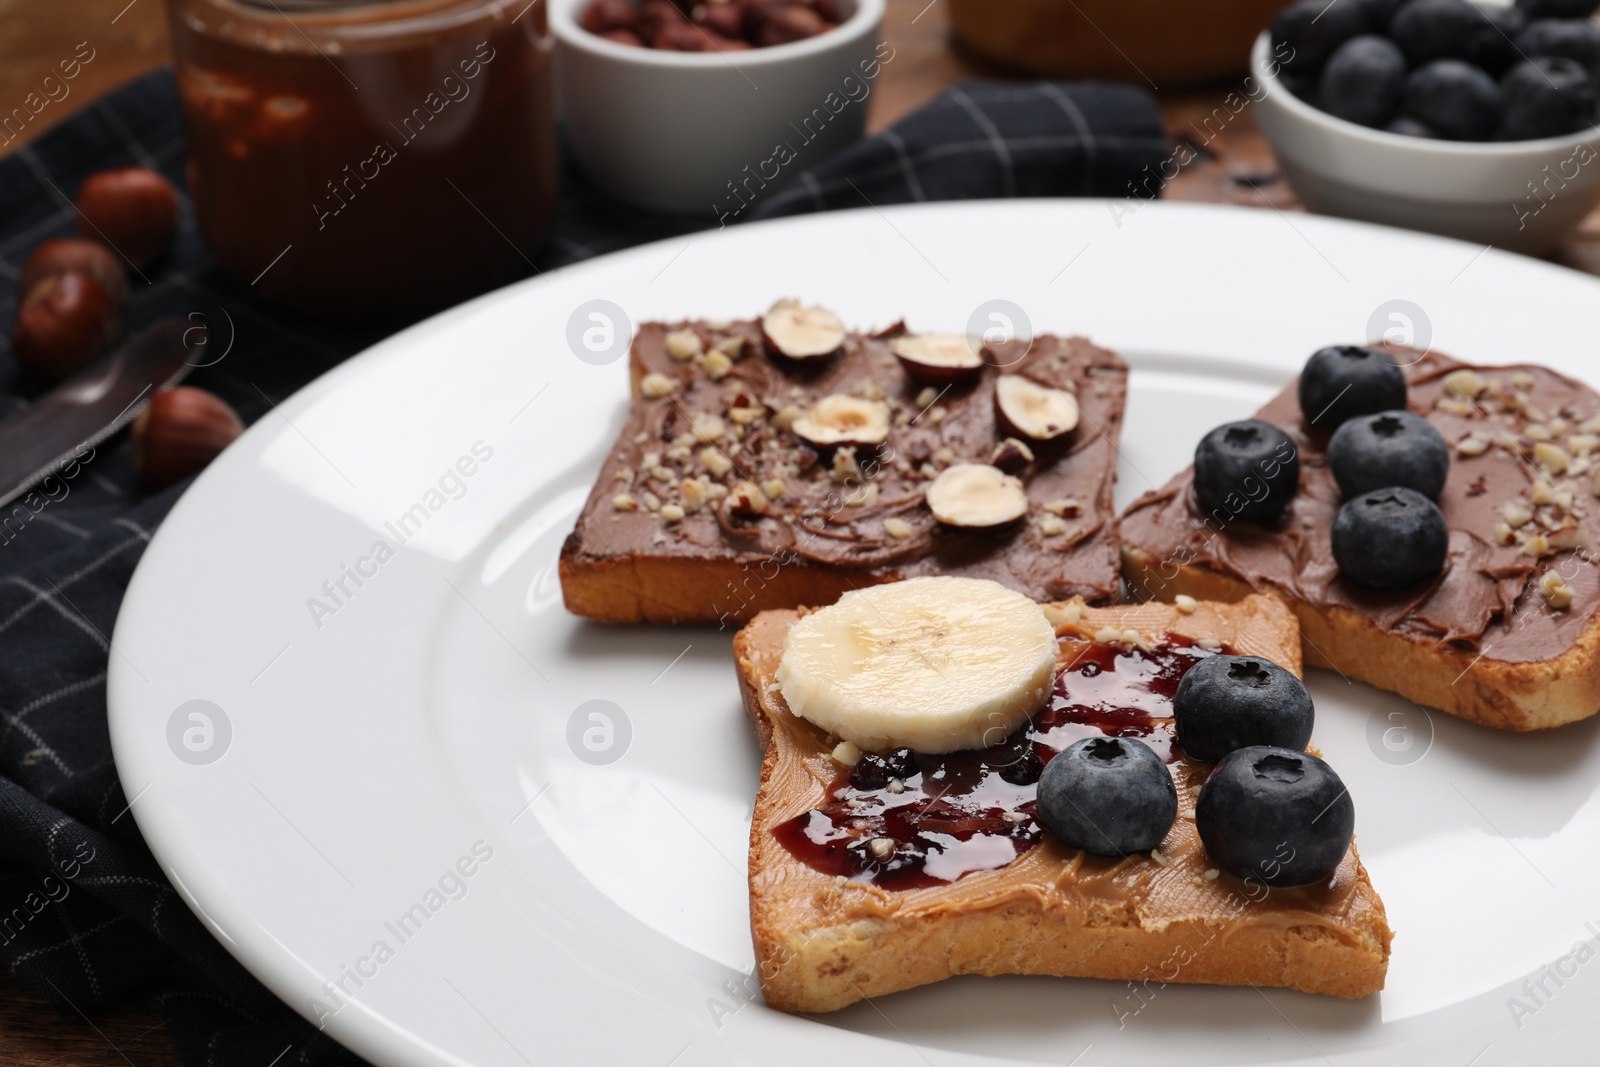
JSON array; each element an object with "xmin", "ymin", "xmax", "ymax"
[
  {"xmin": 792, "ymin": 394, "xmax": 890, "ymax": 448},
  {"xmin": 989, "ymin": 436, "xmax": 1035, "ymax": 474},
  {"xmin": 889, "ymin": 333, "xmax": 982, "ymax": 385},
  {"xmin": 995, "ymin": 376, "xmax": 1079, "ymax": 442},
  {"xmin": 924, "ymin": 463, "xmax": 1028, "ymax": 528},
  {"xmin": 761, "ymin": 299, "xmax": 845, "ymax": 361}
]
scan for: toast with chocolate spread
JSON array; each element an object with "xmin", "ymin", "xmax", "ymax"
[{"xmin": 558, "ymin": 301, "xmax": 1128, "ymax": 625}]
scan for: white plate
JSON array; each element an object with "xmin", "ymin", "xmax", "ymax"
[{"xmin": 110, "ymin": 201, "xmax": 1600, "ymax": 1067}]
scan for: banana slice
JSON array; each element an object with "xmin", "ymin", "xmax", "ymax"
[{"xmin": 776, "ymin": 576, "xmax": 1059, "ymax": 755}]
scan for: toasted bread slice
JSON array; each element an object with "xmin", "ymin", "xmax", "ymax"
[
  {"xmin": 1120, "ymin": 348, "xmax": 1600, "ymax": 731},
  {"xmin": 559, "ymin": 313, "xmax": 1128, "ymax": 625},
  {"xmin": 735, "ymin": 594, "xmax": 1392, "ymax": 1013}
]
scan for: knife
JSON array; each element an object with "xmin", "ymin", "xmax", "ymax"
[{"xmin": 0, "ymin": 316, "xmax": 199, "ymax": 510}]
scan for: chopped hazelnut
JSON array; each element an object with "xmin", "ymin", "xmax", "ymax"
[
  {"xmin": 884, "ymin": 517, "xmax": 913, "ymax": 539},
  {"xmin": 1550, "ymin": 418, "xmax": 1570, "ymax": 437},
  {"xmin": 681, "ymin": 478, "xmax": 708, "ymax": 513},
  {"xmin": 660, "ymin": 503, "xmax": 685, "ymax": 523},
  {"xmin": 1175, "ymin": 594, "xmax": 1198, "ymax": 614},
  {"xmin": 729, "ymin": 405, "xmax": 763, "ymax": 425},
  {"xmin": 704, "ymin": 350, "xmax": 733, "ymax": 380},
  {"xmin": 914, "ymin": 386, "xmax": 939, "ymax": 410},
  {"xmin": 726, "ymin": 480, "xmax": 768, "ymax": 517},
  {"xmin": 761, "ymin": 478, "xmax": 786, "ymax": 501},
  {"xmin": 700, "ymin": 447, "xmax": 734, "ymax": 478},
  {"xmin": 1549, "ymin": 524, "xmax": 1584, "ymax": 550},
  {"xmin": 1093, "ymin": 626, "xmax": 1123, "ymax": 644},
  {"xmin": 1443, "ymin": 369, "xmax": 1486, "ymax": 399},
  {"xmin": 640, "ymin": 373, "xmax": 676, "ymax": 398},
  {"xmin": 1503, "ymin": 500, "xmax": 1534, "ymax": 528},
  {"xmin": 831, "ymin": 741, "xmax": 862, "ymax": 765},
  {"xmin": 1535, "ymin": 442, "xmax": 1571, "ymax": 475},
  {"xmin": 612, "ymin": 493, "xmax": 638, "ymax": 511},
  {"xmin": 868, "ymin": 837, "xmax": 895, "ymax": 859},
  {"xmin": 1493, "ymin": 521, "xmax": 1517, "ymax": 546},
  {"xmin": 1043, "ymin": 498, "xmax": 1082, "ymax": 517},
  {"xmin": 1526, "ymin": 423, "xmax": 1552, "ymax": 441},
  {"xmin": 664, "ymin": 329, "xmax": 702, "ymax": 361},
  {"xmin": 1456, "ymin": 434, "xmax": 1490, "ymax": 457},
  {"xmin": 771, "ymin": 404, "xmax": 802, "ymax": 432},
  {"xmin": 692, "ymin": 413, "xmax": 726, "ymax": 443},
  {"xmin": 713, "ymin": 334, "xmax": 744, "ymax": 358},
  {"xmin": 1197, "ymin": 638, "xmax": 1222, "ymax": 650},
  {"xmin": 1040, "ymin": 515, "xmax": 1068, "ymax": 536},
  {"xmin": 1512, "ymin": 371, "xmax": 1536, "ymax": 391},
  {"xmin": 1523, "ymin": 533, "xmax": 1552, "ymax": 558},
  {"xmin": 831, "ymin": 448, "xmax": 865, "ymax": 484},
  {"xmin": 1540, "ymin": 570, "xmax": 1575, "ymax": 610},
  {"xmin": 844, "ymin": 482, "xmax": 878, "ymax": 507},
  {"xmin": 642, "ymin": 491, "xmax": 661, "ymax": 511}
]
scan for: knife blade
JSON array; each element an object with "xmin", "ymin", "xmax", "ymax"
[{"xmin": 0, "ymin": 316, "xmax": 199, "ymax": 510}]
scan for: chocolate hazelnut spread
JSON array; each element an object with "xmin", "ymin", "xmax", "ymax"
[
  {"xmin": 561, "ymin": 318, "xmax": 1128, "ymax": 621},
  {"xmin": 167, "ymin": 0, "xmax": 557, "ymax": 315},
  {"xmin": 1121, "ymin": 349, "xmax": 1600, "ymax": 663}
]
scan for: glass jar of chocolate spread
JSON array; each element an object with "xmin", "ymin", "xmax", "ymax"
[{"xmin": 166, "ymin": 0, "xmax": 557, "ymax": 317}]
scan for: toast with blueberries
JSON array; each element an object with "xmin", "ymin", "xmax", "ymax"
[
  {"xmin": 734, "ymin": 577, "xmax": 1391, "ymax": 1013},
  {"xmin": 1121, "ymin": 344, "xmax": 1600, "ymax": 731},
  {"xmin": 558, "ymin": 300, "xmax": 1128, "ymax": 625}
]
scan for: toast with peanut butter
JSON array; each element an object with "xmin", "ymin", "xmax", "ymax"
[{"xmin": 735, "ymin": 591, "xmax": 1392, "ymax": 1013}]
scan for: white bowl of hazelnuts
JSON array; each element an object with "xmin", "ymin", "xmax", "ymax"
[{"xmin": 550, "ymin": 0, "xmax": 887, "ymax": 217}]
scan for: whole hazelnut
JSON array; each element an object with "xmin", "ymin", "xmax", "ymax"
[
  {"xmin": 652, "ymin": 22, "xmax": 708, "ymax": 49},
  {"xmin": 754, "ymin": 4, "xmax": 829, "ymax": 46},
  {"xmin": 11, "ymin": 272, "xmax": 123, "ymax": 379},
  {"xmin": 74, "ymin": 167, "xmax": 181, "ymax": 270},
  {"xmin": 20, "ymin": 238, "xmax": 129, "ymax": 304},
  {"xmin": 639, "ymin": 0, "xmax": 687, "ymax": 35},
  {"xmin": 579, "ymin": 0, "xmax": 639, "ymax": 33},
  {"xmin": 131, "ymin": 386, "xmax": 244, "ymax": 490},
  {"xmin": 699, "ymin": 4, "xmax": 743, "ymax": 38}
]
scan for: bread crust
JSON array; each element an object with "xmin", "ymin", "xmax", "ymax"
[
  {"xmin": 1121, "ymin": 547, "xmax": 1600, "ymax": 732},
  {"xmin": 735, "ymin": 596, "xmax": 1392, "ymax": 1013}
]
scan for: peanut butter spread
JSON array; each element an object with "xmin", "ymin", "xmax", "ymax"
[
  {"xmin": 561, "ymin": 318, "xmax": 1128, "ymax": 620},
  {"xmin": 743, "ymin": 599, "xmax": 1390, "ymax": 950},
  {"xmin": 1121, "ymin": 349, "xmax": 1600, "ymax": 663}
]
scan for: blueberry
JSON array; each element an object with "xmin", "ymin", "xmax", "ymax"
[
  {"xmin": 1467, "ymin": 7, "xmax": 1528, "ymax": 75},
  {"xmin": 1516, "ymin": 0, "xmax": 1600, "ymax": 19},
  {"xmin": 1195, "ymin": 746, "xmax": 1355, "ymax": 887},
  {"xmin": 1404, "ymin": 60, "xmax": 1502, "ymax": 140},
  {"xmin": 1297, "ymin": 345, "xmax": 1407, "ymax": 430},
  {"xmin": 851, "ymin": 746, "xmax": 919, "ymax": 789},
  {"xmin": 1174, "ymin": 656, "xmax": 1315, "ymax": 764},
  {"xmin": 995, "ymin": 740, "xmax": 1043, "ymax": 785},
  {"xmin": 1517, "ymin": 21, "xmax": 1600, "ymax": 76},
  {"xmin": 1319, "ymin": 36, "xmax": 1407, "ymax": 127},
  {"xmin": 1385, "ymin": 115, "xmax": 1440, "ymax": 137},
  {"xmin": 1281, "ymin": 71, "xmax": 1321, "ymax": 105},
  {"xmin": 1332, "ymin": 486, "xmax": 1449, "ymax": 589},
  {"xmin": 1037, "ymin": 737, "xmax": 1177, "ymax": 857},
  {"xmin": 1327, "ymin": 411, "xmax": 1450, "ymax": 500},
  {"xmin": 1390, "ymin": 0, "xmax": 1491, "ymax": 65},
  {"xmin": 1192, "ymin": 420, "xmax": 1301, "ymax": 524},
  {"xmin": 1357, "ymin": 0, "xmax": 1408, "ymax": 29},
  {"xmin": 1499, "ymin": 57, "xmax": 1599, "ymax": 140},
  {"xmin": 1272, "ymin": 0, "xmax": 1371, "ymax": 78}
]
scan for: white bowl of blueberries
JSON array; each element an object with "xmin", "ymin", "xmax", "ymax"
[{"xmin": 1252, "ymin": 0, "xmax": 1600, "ymax": 254}]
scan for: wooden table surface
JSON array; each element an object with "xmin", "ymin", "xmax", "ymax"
[{"xmin": 0, "ymin": 1, "xmax": 1595, "ymax": 1063}]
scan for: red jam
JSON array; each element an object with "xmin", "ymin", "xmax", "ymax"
[{"xmin": 773, "ymin": 633, "xmax": 1227, "ymax": 889}]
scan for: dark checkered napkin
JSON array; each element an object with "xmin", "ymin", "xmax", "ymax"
[{"xmin": 0, "ymin": 68, "xmax": 1162, "ymax": 1065}]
